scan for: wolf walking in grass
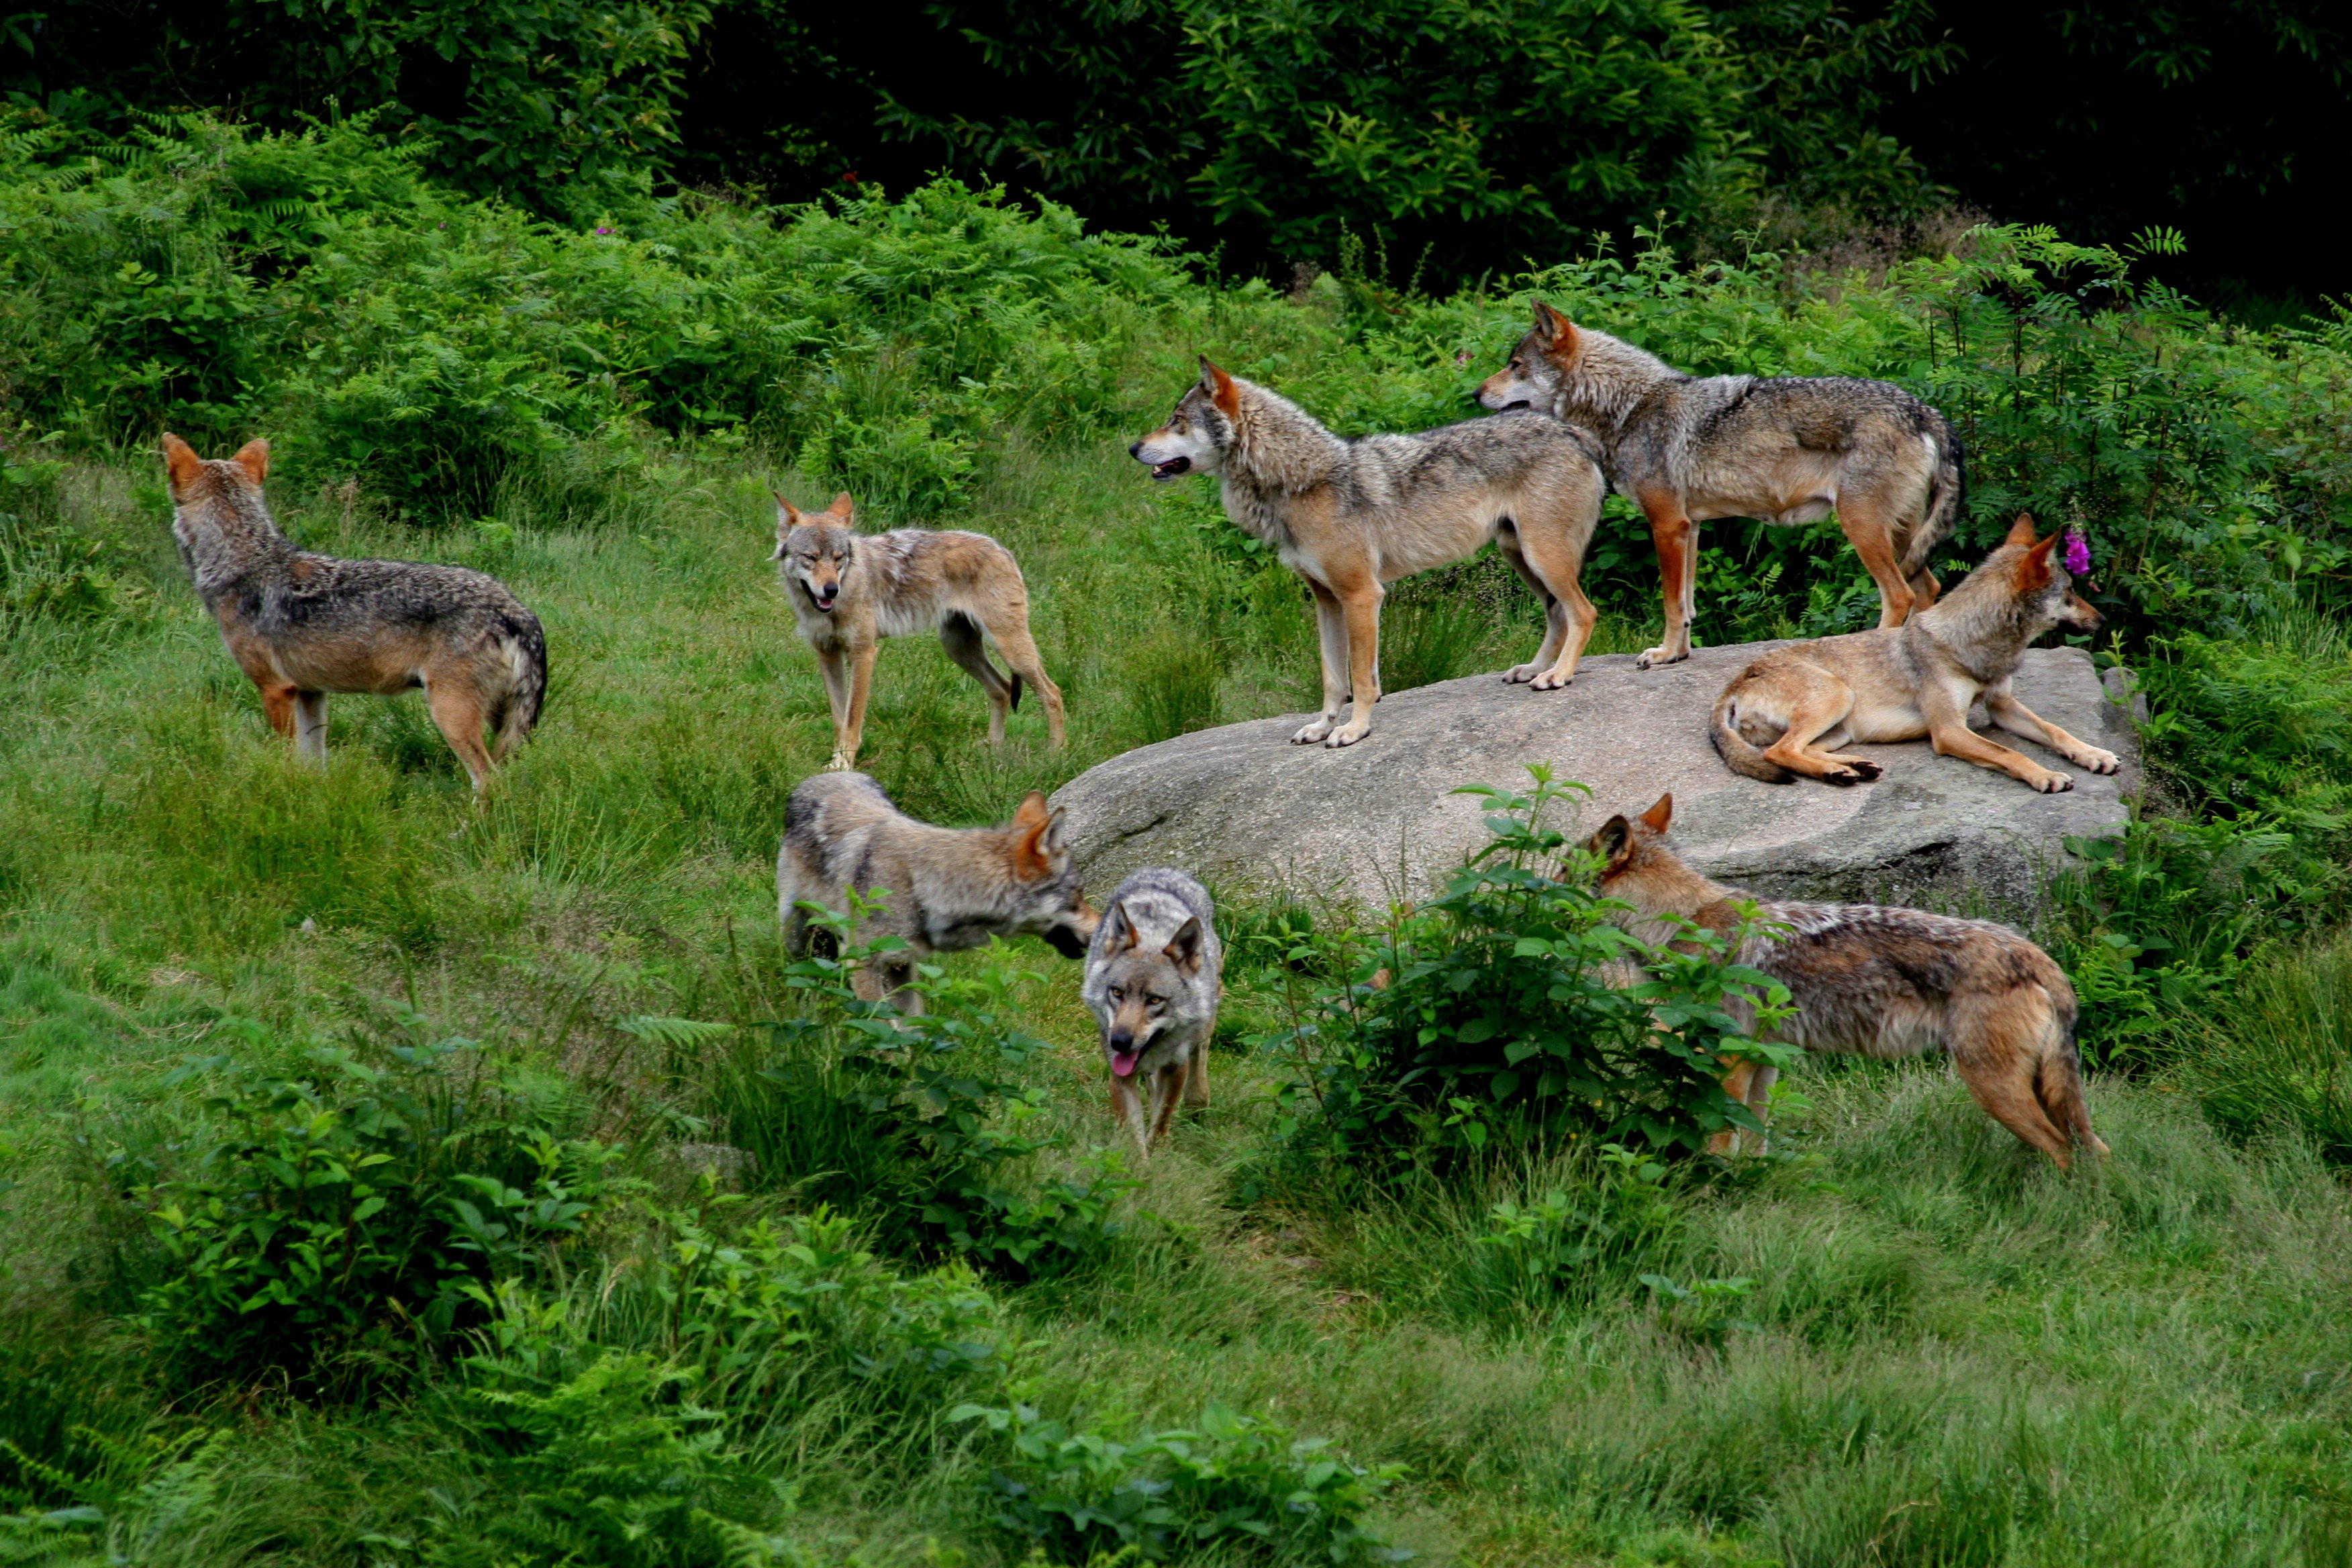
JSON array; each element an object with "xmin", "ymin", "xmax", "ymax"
[
  {"xmin": 1711, "ymin": 516, "xmax": 2120, "ymax": 793},
  {"xmin": 1081, "ymin": 868, "xmax": 1222, "ymax": 1158},
  {"xmin": 1587, "ymin": 793, "xmax": 2108, "ymax": 1168},
  {"xmin": 773, "ymin": 492, "xmax": 1065, "ymax": 771},
  {"xmin": 160, "ymin": 434, "xmax": 545, "ymax": 795},
  {"xmin": 1479, "ymin": 301, "xmax": 1965, "ymax": 668},
  {"xmin": 1129, "ymin": 358, "xmax": 1607, "ymax": 747},
  {"xmin": 778, "ymin": 771, "xmax": 1099, "ymax": 1012}
]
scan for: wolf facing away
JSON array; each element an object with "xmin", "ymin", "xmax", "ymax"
[
  {"xmin": 777, "ymin": 771, "xmax": 1098, "ymax": 1012},
  {"xmin": 1587, "ymin": 793, "xmax": 2108, "ymax": 1168},
  {"xmin": 1129, "ymin": 359, "xmax": 1608, "ymax": 747},
  {"xmin": 1081, "ymin": 869, "xmax": 1223, "ymax": 1159},
  {"xmin": 160, "ymin": 434, "xmax": 546, "ymax": 794},
  {"xmin": 1710, "ymin": 516, "xmax": 2119, "ymax": 793},
  {"xmin": 773, "ymin": 493, "xmax": 1065, "ymax": 771},
  {"xmin": 1479, "ymin": 302, "xmax": 1965, "ymax": 669}
]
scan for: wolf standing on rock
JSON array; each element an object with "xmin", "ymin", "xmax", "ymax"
[
  {"xmin": 1479, "ymin": 301, "xmax": 1965, "ymax": 668},
  {"xmin": 160, "ymin": 434, "xmax": 545, "ymax": 795},
  {"xmin": 1130, "ymin": 358, "xmax": 1607, "ymax": 747}
]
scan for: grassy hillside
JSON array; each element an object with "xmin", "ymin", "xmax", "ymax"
[{"xmin": 4, "ymin": 122, "xmax": 2352, "ymax": 1565}]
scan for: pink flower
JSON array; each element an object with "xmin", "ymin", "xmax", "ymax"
[{"xmin": 2062, "ymin": 530, "xmax": 2091, "ymax": 577}]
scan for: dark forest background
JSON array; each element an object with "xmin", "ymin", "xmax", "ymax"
[{"xmin": 9, "ymin": 0, "xmax": 2346, "ymax": 310}]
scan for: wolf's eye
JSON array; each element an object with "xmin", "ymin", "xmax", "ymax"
[
  {"xmin": 1108, "ymin": 986, "xmax": 1125, "ymax": 1003},
  {"xmin": 1146, "ymin": 994, "xmax": 1167, "ymax": 1012},
  {"xmin": 1509, "ymin": 358, "xmax": 1522, "ymax": 371}
]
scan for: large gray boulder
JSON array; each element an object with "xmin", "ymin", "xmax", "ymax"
[{"xmin": 1054, "ymin": 643, "xmax": 2139, "ymax": 918}]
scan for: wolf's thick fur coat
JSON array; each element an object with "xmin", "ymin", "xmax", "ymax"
[
  {"xmin": 1480, "ymin": 303, "xmax": 1965, "ymax": 669},
  {"xmin": 1081, "ymin": 868, "xmax": 1223, "ymax": 1157},
  {"xmin": 1710, "ymin": 516, "xmax": 2120, "ymax": 793},
  {"xmin": 160, "ymin": 434, "xmax": 545, "ymax": 793},
  {"xmin": 772, "ymin": 493, "xmax": 1064, "ymax": 770},
  {"xmin": 777, "ymin": 771, "xmax": 1097, "ymax": 1011},
  {"xmin": 1131, "ymin": 360, "xmax": 1607, "ymax": 746},
  {"xmin": 1589, "ymin": 794, "xmax": 2107, "ymax": 1167}
]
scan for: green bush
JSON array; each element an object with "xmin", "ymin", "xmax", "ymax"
[
  {"xmin": 950, "ymin": 1400, "xmax": 1408, "ymax": 1564},
  {"xmin": 1473, "ymin": 1143, "xmax": 1686, "ymax": 1306},
  {"xmin": 1253, "ymin": 770, "xmax": 1796, "ymax": 1177},
  {"xmin": 128, "ymin": 1025, "xmax": 622, "ymax": 1392}
]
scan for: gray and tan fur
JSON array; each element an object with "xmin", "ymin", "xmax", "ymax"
[
  {"xmin": 777, "ymin": 771, "xmax": 1098, "ymax": 1012},
  {"xmin": 160, "ymin": 433, "xmax": 545, "ymax": 795},
  {"xmin": 1712, "ymin": 515, "xmax": 2118, "ymax": 793},
  {"xmin": 1130, "ymin": 358, "xmax": 1607, "ymax": 747},
  {"xmin": 1081, "ymin": 869, "xmax": 1223, "ymax": 1158},
  {"xmin": 1587, "ymin": 793, "xmax": 2107, "ymax": 1167},
  {"xmin": 1479, "ymin": 302, "xmax": 1965, "ymax": 668},
  {"xmin": 773, "ymin": 492, "xmax": 1065, "ymax": 771}
]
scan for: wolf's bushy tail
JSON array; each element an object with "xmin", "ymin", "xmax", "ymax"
[
  {"xmin": 1711, "ymin": 688, "xmax": 1794, "ymax": 784},
  {"xmin": 2033, "ymin": 983, "xmax": 2106, "ymax": 1157},
  {"xmin": 491, "ymin": 607, "xmax": 547, "ymax": 759},
  {"xmin": 1900, "ymin": 422, "xmax": 1967, "ymax": 581}
]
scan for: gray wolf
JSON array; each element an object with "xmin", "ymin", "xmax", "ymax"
[
  {"xmin": 1587, "ymin": 793, "xmax": 2107, "ymax": 1168},
  {"xmin": 160, "ymin": 434, "xmax": 544, "ymax": 795},
  {"xmin": 1479, "ymin": 301, "xmax": 1965, "ymax": 668},
  {"xmin": 1710, "ymin": 515, "xmax": 2118, "ymax": 793},
  {"xmin": 1129, "ymin": 358, "xmax": 1607, "ymax": 747},
  {"xmin": 1080, "ymin": 868, "xmax": 1223, "ymax": 1158},
  {"xmin": 777, "ymin": 770, "xmax": 1098, "ymax": 1012},
  {"xmin": 773, "ymin": 492, "xmax": 1065, "ymax": 771}
]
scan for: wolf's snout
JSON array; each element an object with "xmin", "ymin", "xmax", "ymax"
[
  {"xmin": 1108, "ymin": 1032, "xmax": 1139, "ymax": 1078},
  {"xmin": 1128, "ymin": 441, "xmax": 1142, "ymax": 458},
  {"xmin": 1147, "ymin": 456, "xmax": 1191, "ymax": 481}
]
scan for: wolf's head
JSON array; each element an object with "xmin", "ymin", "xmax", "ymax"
[
  {"xmin": 1087, "ymin": 898, "xmax": 1210, "ymax": 1079},
  {"xmin": 1129, "ymin": 357, "xmax": 1240, "ymax": 481},
  {"xmin": 772, "ymin": 492, "xmax": 856, "ymax": 612},
  {"xmin": 159, "ymin": 433, "xmax": 288, "ymax": 595},
  {"xmin": 1580, "ymin": 793, "xmax": 1708, "ymax": 919},
  {"xmin": 1477, "ymin": 301, "xmax": 1579, "ymax": 414},
  {"xmin": 1935, "ymin": 515, "xmax": 2101, "ymax": 643},
  {"xmin": 999, "ymin": 791, "xmax": 1100, "ymax": 959}
]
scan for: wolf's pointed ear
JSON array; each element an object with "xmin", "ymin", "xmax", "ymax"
[
  {"xmin": 1198, "ymin": 356, "xmax": 1240, "ymax": 418},
  {"xmin": 1164, "ymin": 916, "xmax": 1206, "ymax": 976},
  {"xmin": 1010, "ymin": 791, "xmax": 1054, "ymax": 879},
  {"xmin": 1532, "ymin": 300, "xmax": 1579, "ymax": 359},
  {"xmin": 1639, "ymin": 793, "xmax": 1673, "ymax": 832},
  {"xmin": 1588, "ymin": 814, "xmax": 1634, "ymax": 875},
  {"xmin": 2004, "ymin": 513, "xmax": 2039, "ymax": 547},
  {"xmin": 230, "ymin": 438, "xmax": 268, "ymax": 485},
  {"xmin": 1042, "ymin": 805, "xmax": 1069, "ymax": 856},
  {"xmin": 826, "ymin": 492, "xmax": 854, "ymax": 521},
  {"xmin": 2016, "ymin": 532, "xmax": 2059, "ymax": 591},
  {"xmin": 160, "ymin": 432, "xmax": 203, "ymax": 495},
  {"xmin": 1108, "ymin": 899, "xmax": 1139, "ymax": 952},
  {"xmin": 771, "ymin": 491, "xmax": 797, "ymax": 558}
]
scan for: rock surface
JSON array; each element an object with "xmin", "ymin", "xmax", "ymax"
[{"xmin": 1054, "ymin": 643, "xmax": 2139, "ymax": 917}]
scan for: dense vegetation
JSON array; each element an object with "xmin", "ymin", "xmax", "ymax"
[{"xmin": 2, "ymin": 115, "xmax": 2351, "ymax": 1563}]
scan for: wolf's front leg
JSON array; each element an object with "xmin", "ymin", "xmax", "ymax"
[
  {"xmin": 293, "ymin": 691, "xmax": 330, "ymax": 765},
  {"xmin": 1291, "ymin": 579, "xmax": 1349, "ymax": 744},
  {"xmin": 1110, "ymin": 1075, "xmax": 1153, "ymax": 1158},
  {"xmin": 1983, "ymin": 685, "xmax": 2120, "ymax": 775},
  {"xmin": 1323, "ymin": 583, "xmax": 1383, "ymax": 747}
]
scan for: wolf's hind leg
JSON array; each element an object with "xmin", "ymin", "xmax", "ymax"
[
  {"xmin": 1838, "ymin": 496, "xmax": 1918, "ymax": 629},
  {"xmin": 424, "ymin": 679, "xmax": 495, "ymax": 795},
  {"xmin": 293, "ymin": 691, "xmax": 329, "ymax": 765},
  {"xmin": 979, "ymin": 614, "xmax": 1067, "ymax": 749},
  {"xmin": 940, "ymin": 613, "xmax": 1017, "ymax": 744},
  {"xmin": 1949, "ymin": 993, "xmax": 2075, "ymax": 1167},
  {"xmin": 1760, "ymin": 679, "xmax": 1879, "ymax": 785},
  {"xmin": 1507, "ymin": 511, "xmax": 1600, "ymax": 689}
]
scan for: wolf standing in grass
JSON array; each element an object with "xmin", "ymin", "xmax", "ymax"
[
  {"xmin": 779, "ymin": 771, "xmax": 1099, "ymax": 1012},
  {"xmin": 1479, "ymin": 302, "xmax": 1965, "ymax": 668},
  {"xmin": 773, "ymin": 492, "xmax": 1065, "ymax": 771},
  {"xmin": 1711, "ymin": 516, "xmax": 2119, "ymax": 793},
  {"xmin": 1130, "ymin": 358, "xmax": 1607, "ymax": 747},
  {"xmin": 1082, "ymin": 869, "xmax": 1222, "ymax": 1158},
  {"xmin": 160, "ymin": 434, "xmax": 545, "ymax": 795},
  {"xmin": 1588, "ymin": 793, "xmax": 2107, "ymax": 1168}
]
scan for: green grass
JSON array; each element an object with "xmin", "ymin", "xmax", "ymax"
[{"xmin": 3, "ymin": 399, "xmax": 2352, "ymax": 1563}]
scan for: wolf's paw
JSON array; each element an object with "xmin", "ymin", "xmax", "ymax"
[
  {"xmin": 826, "ymin": 750, "xmax": 854, "ymax": 771},
  {"xmin": 1502, "ymin": 663, "xmax": 1540, "ymax": 684},
  {"xmin": 2032, "ymin": 771, "xmax": 2075, "ymax": 793},
  {"xmin": 1290, "ymin": 717, "xmax": 1335, "ymax": 745},
  {"xmin": 1324, "ymin": 720, "xmax": 1371, "ymax": 748},
  {"xmin": 1528, "ymin": 666, "xmax": 1575, "ymax": 691},
  {"xmin": 1636, "ymin": 644, "xmax": 1690, "ymax": 671},
  {"xmin": 1828, "ymin": 756, "xmax": 1885, "ymax": 782},
  {"xmin": 2074, "ymin": 746, "xmax": 2120, "ymax": 774},
  {"xmin": 1822, "ymin": 767, "xmax": 1865, "ymax": 787}
]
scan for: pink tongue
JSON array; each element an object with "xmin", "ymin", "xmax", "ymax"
[{"xmin": 1110, "ymin": 1050, "xmax": 1139, "ymax": 1078}]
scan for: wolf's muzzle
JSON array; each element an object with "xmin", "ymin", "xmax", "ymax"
[{"xmin": 1148, "ymin": 456, "xmax": 1191, "ymax": 481}]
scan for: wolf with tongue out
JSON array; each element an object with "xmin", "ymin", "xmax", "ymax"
[{"xmin": 1081, "ymin": 868, "xmax": 1225, "ymax": 1159}]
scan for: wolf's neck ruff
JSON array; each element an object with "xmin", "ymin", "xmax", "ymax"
[
  {"xmin": 1555, "ymin": 329, "xmax": 1688, "ymax": 440},
  {"xmin": 174, "ymin": 482, "xmax": 296, "ymax": 605}
]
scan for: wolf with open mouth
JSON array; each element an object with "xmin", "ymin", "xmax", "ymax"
[{"xmin": 1081, "ymin": 867, "xmax": 1223, "ymax": 1159}]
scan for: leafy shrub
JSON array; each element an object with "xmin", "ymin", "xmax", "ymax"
[
  {"xmin": 951, "ymin": 1400, "xmax": 1408, "ymax": 1565},
  {"xmin": 128, "ymin": 1024, "xmax": 621, "ymax": 1391},
  {"xmin": 1255, "ymin": 771, "xmax": 1795, "ymax": 1178},
  {"xmin": 702, "ymin": 908, "xmax": 1138, "ymax": 1277}
]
